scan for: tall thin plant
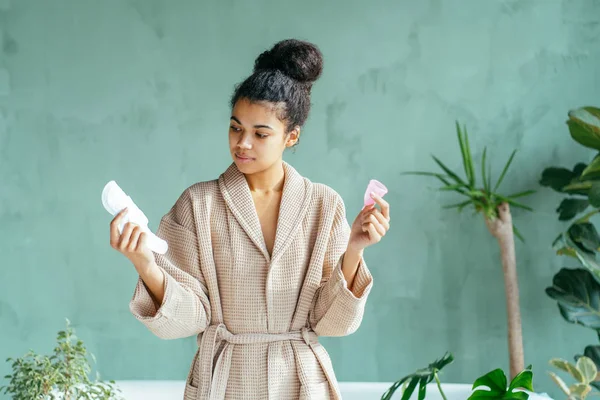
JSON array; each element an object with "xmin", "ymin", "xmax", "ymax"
[{"xmin": 404, "ymin": 121, "xmax": 535, "ymax": 378}]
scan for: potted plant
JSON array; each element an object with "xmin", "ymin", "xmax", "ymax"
[
  {"xmin": 381, "ymin": 352, "xmax": 454, "ymax": 399},
  {"xmin": 0, "ymin": 318, "xmax": 124, "ymax": 400},
  {"xmin": 381, "ymin": 351, "xmax": 538, "ymax": 400},
  {"xmin": 548, "ymin": 356, "xmax": 599, "ymax": 399},
  {"xmin": 540, "ymin": 106, "xmax": 600, "ymax": 385},
  {"xmin": 404, "ymin": 121, "xmax": 535, "ymax": 378}
]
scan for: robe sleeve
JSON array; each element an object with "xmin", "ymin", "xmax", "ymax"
[
  {"xmin": 129, "ymin": 188, "xmax": 211, "ymax": 340},
  {"xmin": 309, "ymin": 195, "xmax": 374, "ymax": 337}
]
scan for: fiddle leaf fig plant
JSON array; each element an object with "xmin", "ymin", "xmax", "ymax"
[
  {"xmin": 540, "ymin": 107, "xmax": 600, "ymax": 222},
  {"xmin": 468, "ymin": 365, "xmax": 534, "ymax": 400},
  {"xmin": 381, "ymin": 352, "xmax": 454, "ymax": 400},
  {"xmin": 541, "ymin": 106, "xmax": 600, "ymax": 388},
  {"xmin": 0, "ymin": 319, "xmax": 124, "ymax": 400}
]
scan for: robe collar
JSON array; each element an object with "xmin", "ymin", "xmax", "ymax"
[{"xmin": 218, "ymin": 161, "xmax": 313, "ymax": 264}]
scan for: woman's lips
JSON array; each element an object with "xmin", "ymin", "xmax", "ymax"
[{"xmin": 235, "ymin": 153, "xmax": 254, "ymax": 163}]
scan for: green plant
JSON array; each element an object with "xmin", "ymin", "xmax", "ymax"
[
  {"xmin": 541, "ymin": 106, "xmax": 600, "ymax": 388},
  {"xmin": 548, "ymin": 357, "xmax": 599, "ymax": 399},
  {"xmin": 404, "ymin": 121, "xmax": 534, "ymax": 241},
  {"xmin": 0, "ymin": 319, "xmax": 124, "ymax": 400},
  {"xmin": 381, "ymin": 352, "xmax": 454, "ymax": 400},
  {"xmin": 540, "ymin": 107, "xmax": 600, "ymax": 221},
  {"xmin": 468, "ymin": 365, "xmax": 534, "ymax": 399},
  {"xmin": 404, "ymin": 121, "xmax": 535, "ymax": 378}
]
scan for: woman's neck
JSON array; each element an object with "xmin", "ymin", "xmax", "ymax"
[{"xmin": 244, "ymin": 160, "xmax": 285, "ymax": 194}]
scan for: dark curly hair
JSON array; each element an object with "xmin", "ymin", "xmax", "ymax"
[{"xmin": 229, "ymin": 39, "xmax": 324, "ymax": 144}]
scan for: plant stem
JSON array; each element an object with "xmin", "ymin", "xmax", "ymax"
[
  {"xmin": 575, "ymin": 209, "xmax": 600, "ymax": 224},
  {"xmin": 497, "ymin": 231, "xmax": 525, "ymax": 379},
  {"xmin": 434, "ymin": 371, "xmax": 448, "ymax": 400}
]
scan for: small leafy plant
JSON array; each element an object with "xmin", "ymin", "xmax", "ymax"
[
  {"xmin": 548, "ymin": 356, "xmax": 599, "ymax": 399},
  {"xmin": 468, "ymin": 365, "xmax": 534, "ymax": 399},
  {"xmin": 381, "ymin": 352, "xmax": 454, "ymax": 400},
  {"xmin": 404, "ymin": 121, "xmax": 535, "ymax": 241},
  {"xmin": 0, "ymin": 319, "xmax": 124, "ymax": 400}
]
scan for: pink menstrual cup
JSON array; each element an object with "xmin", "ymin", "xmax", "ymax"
[{"xmin": 364, "ymin": 179, "xmax": 388, "ymax": 207}]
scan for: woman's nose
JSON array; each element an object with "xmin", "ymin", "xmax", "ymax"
[{"xmin": 237, "ymin": 135, "xmax": 252, "ymax": 149}]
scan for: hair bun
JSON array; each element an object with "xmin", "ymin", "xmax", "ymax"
[{"xmin": 253, "ymin": 39, "xmax": 323, "ymax": 84}]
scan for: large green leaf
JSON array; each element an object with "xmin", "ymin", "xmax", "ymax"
[
  {"xmin": 576, "ymin": 356, "xmax": 598, "ymax": 384},
  {"xmin": 539, "ymin": 167, "xmax": 579, "ymax": 192},
  {"xmin": 468, "ymin": 367, "xmax": 533, "ymax": 400},
  {"xmin": 568, "ymin": 107, "xmax": 600, "ymax": 151},
  {"xmin": 581, "ymin": 346, "xmax": 600, "ymax": 371},
  {"xmin": 556, "ymin": 198, "xmax": 590, "ymax": 221},
  {"xmin": 567, "ymin": 222, "xmax": 600, "ymax": 254},
  {"xmin": 573, "ymin": 250, "xmax": 600, "ymax": 285},
  {"xmin": 575, "ymin": 345, "xmax": 600, "ymax": 390},
  {"xmin": 508, "ymin": 368, "xmax": 534, "ymax": 392},
  {"xmin": 472, "ymin": 368, "xmax": 507, "ymax": 393},
  {"xmin": 382, "ymin": 353, "xmax": 454, "ymax": 400},
  {"xmin": 546, "ymin": 268, "xmax": 600, "ymax": 330},
  {"xmin": 417, "ymin": 377, "xmax": 429, "ymax": 400},
  {"xmin": 399, "ymin": 377, "xmax": 419, "ymax": 400}
]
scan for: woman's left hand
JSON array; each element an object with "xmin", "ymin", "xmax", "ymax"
[{"xmin": 348, "ymin": 192, "xmax": 390, "ymax": 253}]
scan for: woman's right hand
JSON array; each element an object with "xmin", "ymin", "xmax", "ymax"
[{"xmin": 110, "ymin": 208, "xmax": 156, "ymax": 272}]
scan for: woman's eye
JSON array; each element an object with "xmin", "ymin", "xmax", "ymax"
[
  {"xmin": 230, "ymin": 125, "xmax": 241, "ymax": 132},
  {"xmin": 256, "ymin": 133, "xmax": 268, "ymax": 139}
]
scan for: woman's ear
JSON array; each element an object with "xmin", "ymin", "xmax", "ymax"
[{"xmin": 286, "ymin": 127, "xmax": 301, "ymax": 148}]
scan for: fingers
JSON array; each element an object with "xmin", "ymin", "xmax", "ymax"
[
  {"xmin": 118, "ymin": 222, "xmax": 136, "ymax": 251},
  {"xmin": 370, "ymin": 193, "xmax": 390, "ymax": 220},
  {"xmin": 369, "ymin": 208, "xmax": 390, "ymax": 231},
  {"xmin": 364, "ymin": 214, "xmax": 387, "ymax": 236},
  {"xmin": 136, "ymin": 232, "xmax": 148, "ymax": 252},
  {"xmin": 365, "ymin": 222, "xmax": 382, "ymax": 243},
  {"xmin": 128, "ymin": 226, "xmax": 142, "ymax": 251},
  {"xmin": 361, "ymin": 204, "xmax": 375, "ymax": 216},
  {"xmin": 110, "ymin": 208, "xmax": 128, "ymax": 248}
]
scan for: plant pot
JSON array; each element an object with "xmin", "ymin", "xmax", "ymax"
[
  {"xmin": 371, "ymin": 383, "xmax": 555, "ymax": 400},
  {"xmin": 111, "ymin": 381, "xmax": 555, "ymax": 399}
]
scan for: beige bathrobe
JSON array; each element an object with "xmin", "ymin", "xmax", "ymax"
[{"xmin": 129, "ymin": 161, "xmax": 373, "ymax": 400}]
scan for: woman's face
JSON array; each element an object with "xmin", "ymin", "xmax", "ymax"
[{"xmin": 229, "ymin": 98, "xmax": 299, "ymax": 175}]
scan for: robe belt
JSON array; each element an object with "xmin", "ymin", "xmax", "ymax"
[{"xmin": 196, "ymin": 323, "xmax": 319, "ymax": 400}]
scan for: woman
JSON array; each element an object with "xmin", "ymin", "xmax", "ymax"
[{"xmin": 110, "ymin": 39, "xmax": 390, "ymax": 400}]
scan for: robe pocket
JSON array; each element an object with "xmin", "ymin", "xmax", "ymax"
[
  {"xmin": 184, "ymin": 382, "xmax": 198, "ymax": 400},
  {"xmin": 310, "ymin": 380, "xmax": 331, "ymax": 400}
]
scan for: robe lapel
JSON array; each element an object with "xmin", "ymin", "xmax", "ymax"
[
  {"xmin": 217, "ymin": 161, "xmax": 313, "ymax": 265},
  {"xmin": 219, "ymin": 163, "xmax": 271, "ymax": 261},
  {"xmin": 271, "ymin": 162, "xmax": 313, "ymax": 265}
]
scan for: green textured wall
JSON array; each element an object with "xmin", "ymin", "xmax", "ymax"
[{"xmin": 1, "ymin": 0, "xmax": 599, "ymax": 398}]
